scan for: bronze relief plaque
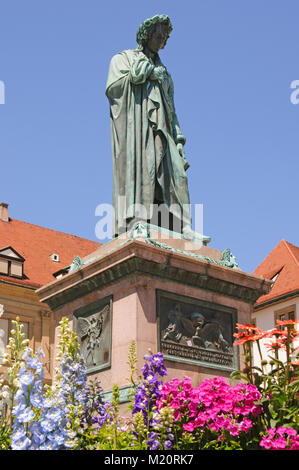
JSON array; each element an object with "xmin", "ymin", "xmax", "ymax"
[
  {"xmin": 73, "ymin": 296, "xmax": 112, "ymax": 374},
  {"xmin": 157, "ymin": 291, "xmax": 238, "ymax": 371}
]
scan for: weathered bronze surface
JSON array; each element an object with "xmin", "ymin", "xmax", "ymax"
[
  {"xmin": 106, "ymin": 15, "xmax": 192, "ymax": 236},
  {"xmin": 73, "ymin": 297, "xmax": 112, "ymax": 374},
  {"xmin": 157, "ymin": 291, "xmax": 239, "ymax": 371}
]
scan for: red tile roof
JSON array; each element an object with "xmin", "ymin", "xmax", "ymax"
[
  {"xmin": 253, "ymin": 239, "xmax": 299, "ymax": 306},
  {"xmin": 0, "ymin": 218, "xmax": 100, "ymax": 288}
]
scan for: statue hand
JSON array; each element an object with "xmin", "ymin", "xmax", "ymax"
[
  {"xmin": 177, "ymin": 142, "xmax": 184, "ymax": 158},
  {"xmin": 150, "ymin": 66, "xmax": 166, "ymax": 82},
  {"xmin": 177, "ymin": 143, "xmax": 190, "ymax": 170}
]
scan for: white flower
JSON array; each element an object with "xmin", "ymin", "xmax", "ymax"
[
  {"xmin": 66, "ymin": 429, "xmax": 76, "ymax": 439},
  {"xmin": 43, "ymin": 396, "xmax": 56, "ymax": 408},
  {"xmin": 64, "ymin": 438, "xmax": 75, "ymax": 448},
  {"xmin": 13, "ymin": 378, "xmax": 20, "ymax": 388},
  {"xmin": 2, "ymin": 390, "xmax": 10, "ymax": 402}
]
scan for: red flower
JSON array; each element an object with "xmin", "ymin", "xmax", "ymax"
[
  {"xmin": 235, "ymin": 323, "xmax": 261, "ymax": 332},
  {"xmin": 234, "ymin": 336, "xmax": 253, "ymax": 346},
  {"xmin": 233, "ymin": 323, "xmax": 266, "ymax": 346},
  {"xmin": 270, "ymin": 329, "xmax": 287, "ymax": 336},
  {"xmin": 265, "ymin": 338, "xmax": 286, "ymax": 352},
  {"xmin": 276, "ymin": 319, "xmax": 299, "ymax": 327}
]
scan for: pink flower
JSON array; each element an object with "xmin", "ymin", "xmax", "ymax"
[
  {"xmin": 194, "ymin": 412, "xmax": 207, "ymax": 428},
  {"xmin": 272, "ymin": 437, "xmax": 287, "ymax": 450},
  {"xmin": 228, "ymin": 424, "xmax": 240, "ymax": 437},
  {"xmin": 171, "ymin": 399, "xmax": 182, "ymax": 410},
  {"xmin": 173, "ymin": 409, "xmax": 180, "ymax": 421},
  {"xmin": 233, "ymin": 406, "xmax": 243, "ymax": 415},
  {"xmin": 285, "ymin": 428, "xmax": 297, "ymax": 438},
  {"xmin": 259, "ymin": 427, "xmax": 299, "ymax": 450},
  {"xmin": 290, "ymin": 438, "xmax": 299, "ymax": 450},
  {"xmin": 239, "ymin": 418, "xmax": 253, "ymax": 432},
  {"xmin": 260, "ymin": 437, "xmax": 273, "ymax": 450},
  {"xmin": 183, "ymin": 421, "xmax": 196, "ymax": 432},
  {"xmin": 157, "ymin": 375, "xmax": 265, "ymax": 442},
  {"xmin": 251, "ymin": 404, "xmax": 263, "ymax": 417}
]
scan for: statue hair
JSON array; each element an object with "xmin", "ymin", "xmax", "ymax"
[{"xmin": 136, "ymin": 14, "xmax": 173, "ymax": 48}]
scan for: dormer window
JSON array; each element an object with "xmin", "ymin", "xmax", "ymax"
[
  {"xmin": 0, "ymin": 246, "xmax": 25, "ymax": 279},
  {"xmin": 270, "ymin": 268, "xmax": 283, "ymax": 285}
]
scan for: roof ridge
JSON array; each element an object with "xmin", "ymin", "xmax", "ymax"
[
  {"xmin": 10, "ymin": 218, "xmax": 100, "ymax": 244},
  {"xmin": 283, "ymin": 239, "xmax": 299, "ymax": 267}
]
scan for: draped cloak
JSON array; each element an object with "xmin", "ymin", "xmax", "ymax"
[{"xmin": 105, "ymin": 48, "xmax": 191, "ymax": 237}]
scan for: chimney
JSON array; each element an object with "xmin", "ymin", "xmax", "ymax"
[{"xmin": 0, "ymin": 203, "xmax": 9, "ymax": 222}]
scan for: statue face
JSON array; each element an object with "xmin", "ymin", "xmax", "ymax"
[
  {"xmin": 147, "ymin": 24, "xmax": 169, "ymax": 53},
  {"xmin": 193, "ymin": 318, "xmax": 204, "ymax": 328}
]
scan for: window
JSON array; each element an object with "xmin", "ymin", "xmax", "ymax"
[
  {"xmin": 275, "ymin": 305, "xmax": 296, "ymax": 325},
  {"xmin": 270, "ymin": 268, "xmax": 283, "ymax": 285},
  {"xmin": 277, "ymin": 311, "xmax": 295, "ymax": 322},
  {"xmin": 271, "ymin": 273, "xmax": 280, "ymax": 282},
  {"xmin": 0, "ymin": 247, "xmax": 25, "ymax": 278}
]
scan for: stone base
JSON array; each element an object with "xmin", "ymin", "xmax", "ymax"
[{"xmin": 37, "ymin": 230, "xmax": 272, "ymax": 400}]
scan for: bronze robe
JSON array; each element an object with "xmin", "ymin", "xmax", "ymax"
[{"xmin": 106, "ymin": 48, "xmax": 191, "ymax": 236}]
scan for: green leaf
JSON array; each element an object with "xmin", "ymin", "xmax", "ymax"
[{"xmin": 270, "ymin": 418, "xmax": 278, "ymax": 428}]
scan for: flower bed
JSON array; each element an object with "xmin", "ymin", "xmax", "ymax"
[{"xmin": 0, "ymin": 317, "xmax": 298, "ymax": 450}]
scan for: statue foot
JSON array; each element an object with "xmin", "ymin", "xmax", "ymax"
[{"xmin": 182, "ymin": 226, "xmax": 197, "ymax": 240}]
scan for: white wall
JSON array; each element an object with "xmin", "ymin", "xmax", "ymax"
[{"xmin": 252, "ymin": 296, "xmax": 299, "ymax": 369}]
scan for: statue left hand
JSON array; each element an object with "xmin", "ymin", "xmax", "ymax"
[
  {"xmin": 177, "ymin": 143, "xmax": 190, "ymax": 170},
  {"xmin": 150, "ymin": 66, "xmax": 167, "ymax": 82},
  {"xmin": 177, "ymin": 143, "xmax": 184, "ymax": 158}
]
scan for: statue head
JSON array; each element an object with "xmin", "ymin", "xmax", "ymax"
[
  {"xmin": 191, "ymin": 312, "xmax": 205, "ymax": 328},
  {"xmin": 136, "ymin": 14, "xmax": 173, "ymax": 52}
]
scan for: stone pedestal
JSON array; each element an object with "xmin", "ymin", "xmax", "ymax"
[{"xmin": 36, "ymin": 226, "xmax": 272, "ymax": 402}]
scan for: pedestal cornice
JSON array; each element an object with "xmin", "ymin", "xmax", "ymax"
[{"xmin": 36, "ymin": 238, "xmax": 272, "ymax": 311}]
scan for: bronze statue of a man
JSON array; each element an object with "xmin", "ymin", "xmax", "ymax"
[{"xmin": 106, "ymin": 15, "xmax": 192, "ymax": 237}]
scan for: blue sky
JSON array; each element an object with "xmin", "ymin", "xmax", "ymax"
[{"xmin": 0, "ymin": 0, "xmax": 298, "ymax": 274}]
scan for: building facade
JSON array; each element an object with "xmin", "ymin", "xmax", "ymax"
[
  {"xmin": 252, "ymin": 239, "xmax": 299, "ymax": 367},
  {"xmin": 0, "ymin": 202, "xmax": 100, "ymax": 382}
]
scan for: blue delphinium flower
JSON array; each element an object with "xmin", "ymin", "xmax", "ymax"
[
  {"xmin": 11, "ymin": 347, "xmax": 73, "ymax": 450},
  {"xmin": 40, "ymin": 417, "xmax": 57, "ymax": 433},
  {"xmin": 39, "ymin": 441, "xmax": 60, "ymax": 450},
  {"xmin": 29, "ymin": 422, "xmax": 46, "ymax": 446},
  {"xmin": 11, "ymin": 436, "xmax": 32, "ymax": 450},
  {"xmin": 164, "ymin": 440, "xmax": 173, "ymax": 450},
  {"xmin": 17, "ymin": 406, "xmax": 35, "ymax": 423},
  {"xmin": 142, "ymin": 352, "xmax": 167, "ymax": 379},
  {"xmin": 11, "ymin": 323, "xmax": 90, "ymax": 451},
  {"xmin": 46, "ymin": 407, "xmax": 63, "ymax": 422},
  {"xmin": 19, "ymin": 370, "xmax": 35, "ymax": 387},
  {"xmin": 133, "ymin": 352, "xmax": 167, "ymax": 425},
  {"xmin": 151, "ymin": 440, "xmax": 160, "ymax": 450},
  {"xmin": 47, "ymin": 428, "xmax": 66, "ymax": 447},
  {"xmin": 80, "ymin": 379, "xmax": 112, "ymax": 431},
  {"xmin": 11, "ymin": 348, "xmax": 45, "ymax": 450},
  {"xmin": 30, "ymin": 392, "xmax": 44, "ymax": 409},
  {"xmin": 10, "ymin": 425, "xmax": 26, "ymax": 442}
]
